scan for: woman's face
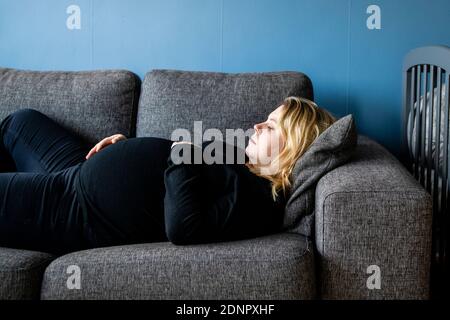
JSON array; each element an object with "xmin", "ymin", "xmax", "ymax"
[{"xmin": 246, "ymin": 104, "xmax": 286, "ymax": 170}]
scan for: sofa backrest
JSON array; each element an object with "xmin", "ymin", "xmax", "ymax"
[
  {"xmin": 136, "ymin": 69, "xmax": 314, "ymax": 141},
  {"xmin": 0, "ymin": 68, "xmax": 141, "ymax": 145}
]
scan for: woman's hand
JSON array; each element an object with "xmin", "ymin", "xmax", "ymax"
[
  {"xmin": 85, "ymin": 134, "xmax": 127, "ymax": 160},
  {"xmin": 171, "ymin": 141, "xmax": 194, "ymax": 148}
]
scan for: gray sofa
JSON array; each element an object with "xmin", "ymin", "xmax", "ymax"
[{"xmin": 0, "ymin": 67, "xmax": 432, "ymax": 300}]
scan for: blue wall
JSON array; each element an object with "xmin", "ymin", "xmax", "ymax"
[{"xmin": 1, "ymin": 0, "xmax": 449, "ymax": 157}]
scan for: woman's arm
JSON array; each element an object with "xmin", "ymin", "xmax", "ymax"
[{"xmin": 163, "ymin": 160, "xmax": 228, "ymax": 245}]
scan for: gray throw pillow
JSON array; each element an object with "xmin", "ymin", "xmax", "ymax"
[{"xmin": 282, "ymin": 114, "xmax": 357, "ymax": 237}]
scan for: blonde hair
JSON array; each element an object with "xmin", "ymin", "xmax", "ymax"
[{"xmin": 247, "ymin": 96, "xmax": 337, "ymax": 200}]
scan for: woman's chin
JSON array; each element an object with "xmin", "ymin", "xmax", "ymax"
[
  {"xmin": 245, "ymin": 148, "xmax": 255, "ymax": 164},
  {"xmin": 245, "ymin": 146, "xmax": 255, "ymax": 159}
]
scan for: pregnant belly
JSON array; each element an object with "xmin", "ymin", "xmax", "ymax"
[{"xmin": 76, "ymin": 137, "xmax": 173, "ymax": 245}]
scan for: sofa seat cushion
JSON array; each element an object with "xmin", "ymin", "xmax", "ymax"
[
  {"xmin": 40, "ymin": 233, "xmax": 315, "ymax": 299},
  {"xmin": 0, "ymin": 247, "xmax": 54, "ymax": 299}
]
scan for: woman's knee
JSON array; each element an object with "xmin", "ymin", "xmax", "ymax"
[
  {"xmin": 1, "ymin": 108, "xmax": 44, "ymax": 135},
  {"xmin": 8, "ymin": 108, "xmax": 44, "ymax": 123}
]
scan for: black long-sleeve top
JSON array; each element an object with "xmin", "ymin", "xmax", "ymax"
[
  {"xmin": 163, "ymin": 140, "xmax": 286, "ymax": 245},
  {"xmin": 76, "ymin": 137, "xmax": 286, "ymax": 248}
]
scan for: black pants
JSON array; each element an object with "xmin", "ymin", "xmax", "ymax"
[
  {"xmin": 0, "ymin": 108, "xmax": 93, "ymax": 254},
  {"xmin": 0, "ymin": 109, "xmax": 174, "ymax": 255}
]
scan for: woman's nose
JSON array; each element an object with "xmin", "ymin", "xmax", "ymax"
[{"xmin": 254, "ymin": 123, "xmax": 261, "ymax": 133}]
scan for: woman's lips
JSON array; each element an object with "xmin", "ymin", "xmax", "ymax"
[{"xmin": 250, "ymin": 138, "xmax": 255, "ymax": 144}]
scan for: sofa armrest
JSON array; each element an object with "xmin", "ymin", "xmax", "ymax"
[{"xmin": 315, "ymin": 135, "xmax": 432, "ymax": 299}]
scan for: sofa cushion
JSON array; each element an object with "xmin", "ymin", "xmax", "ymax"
[
  {"xmin": 136, "ymin": 69, "xmax": 313, "ymax": 141},
  {"xmin": 282, "ymin": 114, "xmax": 357, "ymax": 236},
  {"xmin": 40, "ymin": 233, "xmax": 315, "ymax": 299},
  {"xmin": 0, "ymin": 247, "xmax": 54, "ymax": 300},
  {"xmin": 0, "ymin": 67, "xmax": 141, "ymax": 145}
]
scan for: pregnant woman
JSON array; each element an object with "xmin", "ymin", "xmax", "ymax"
[{"xmin": 0, "ymin": 96, "xmax": 336, "ymax": 255}]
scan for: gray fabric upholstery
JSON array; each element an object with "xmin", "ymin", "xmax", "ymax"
[
  {"xmin": 136, "ymin": 69, "xmax": 314, "ymax": 140},
  {"xmin": 0, "ymin": 67, "xmax": 141, "ymax": 145},
  {"xmin": 0, "ymin": 67, "xmax": 433, "ymax": 300},
  {"xmin": 40, "ymin": 233, "xmax": 315, "ymax": 300},
  {"xmin": 0, "ymin": 247, "xmax": 54, "ymax": 300},
  {"xmin": 315, "ymin": 134, "xmax": 433, "ymax": 299},
  {"xmin": 283, "ymin": 114, "xmax": 357, "ymax": 236}
]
